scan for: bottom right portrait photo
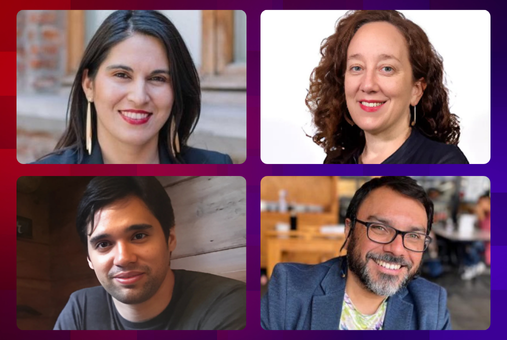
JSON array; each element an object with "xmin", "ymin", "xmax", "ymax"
[{"xmin": 260, "ymin": 176, "xmax": 490, "ymax": 330}]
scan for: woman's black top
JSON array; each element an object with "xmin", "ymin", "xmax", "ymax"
[
  {"xmin": 325, "ymin": 128, "xmax": 469, "ymax": 164},
  {"xmin": 31, "ymin": 143, "xmax": 233, "ymax": 164}
]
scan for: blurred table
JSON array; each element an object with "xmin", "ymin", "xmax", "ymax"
[
  {"xmin": 265, "ymin": 229, "xmax": 345, "ymax": 278},
  {"xmin": 432, "ymin": 225, "xmax": 490, "ymax": 271},
  {"xmin": 433, "ymin": 225, "xmax": 490, "ymax": 242}
]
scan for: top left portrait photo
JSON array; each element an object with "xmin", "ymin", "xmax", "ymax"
[{"xmin": 17, "ymin": 10, "xmax": 246, "ymax": 164}]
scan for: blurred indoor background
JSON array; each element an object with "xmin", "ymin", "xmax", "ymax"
[
  {"xmin": 16, "ymin": 10, "xmax": 246, "ymax": 163},
  {"xmin": 260, "ymin": 176, "xmax": 490, "ymax": 330}
]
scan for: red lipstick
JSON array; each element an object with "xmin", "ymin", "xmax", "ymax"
[
  {"xmin": 359, "ymin": 100, "xmax": 386, "ymax": 113},
  {"xmin": 118, "ymin": 110, "xmax": 152, "ymax": 125}
]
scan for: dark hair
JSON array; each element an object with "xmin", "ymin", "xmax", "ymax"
[
  {"xmin": 76, "ymin": 177, "xmax": 175, "ymax": 253},
  {"xmin": 345, "ymin": 176, "xmax": 434, "ymax": 234},
  {"xmin": 54, "ymin": 10, "xmax": 200, "ymax": 163},
  {"xmin": 306, "ymin": 10, "xmax": 461, "ymax": 163}
]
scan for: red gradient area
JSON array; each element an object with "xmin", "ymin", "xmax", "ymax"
[
  {"xmin": 0, "ymin": 53, "xmax": 16, "ymax": 96},
  {"xmin": 0, "ymin": 96, "xmax": 16, "ymax": 149}
]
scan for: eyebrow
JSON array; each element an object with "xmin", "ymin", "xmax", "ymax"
[
  {"xmin": 105, "ymin": 64, "xmax": 171, "ymax": 76},
  {"xmin": 347, "ymin": 53, "xmax": 401, "ymax": 63},
  {"xmin": 367, "ymin": 215, "xmax": 426, "ymax": 233},
  {"xmin": 89, "ymin": 224, "xmax": 154, "ymax": 246}
]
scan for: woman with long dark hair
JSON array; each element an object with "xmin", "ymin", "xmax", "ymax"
[
  {"xmin": 34, "ymin": 10, "xmax": 232, "ymax": 164},
  {"xmin": 306, "ymin": 10, "xmax": 468, "ymax": 164}
]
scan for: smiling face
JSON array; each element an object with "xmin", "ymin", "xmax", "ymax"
[
  {"xmin": 344, "ymin": 21, "xmax": 425, "ymax": 137},
  {"xmin": 86, "ymin": 196, "xmax": 176, "ymax": 305},
  {"xmin": 345, "ymin": 186, "xmax": 427, "ymax": 296},
  {"xmin": 82, "ymin": 33, "xmax": 174, "ymax": 149}
]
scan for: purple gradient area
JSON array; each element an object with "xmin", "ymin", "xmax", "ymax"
[{"xmin": 2, "ymin": 0, "xmax": 504, "ymax": 338}]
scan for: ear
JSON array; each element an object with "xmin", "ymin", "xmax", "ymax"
[
  {"xmin": 411, "ymin": 77, "xmax": 427, "ymax": 106},
  {"xmin": 82, "ymin": 69, "xmax": 94, "ymax": 102},
  {"xmin": 345, "ymin": 218, "xmax": 352, "ymax": 236},
  {"xmin": 344, "ymin": 218, "xmax": 354, "ymax": 247},
  {"xmin": 168, "ymin": 227, "xmax": 177, "ymax": 253},
  {"xmin": 87, "ymin": 255, "xmax": 94, "ymax": 270}
]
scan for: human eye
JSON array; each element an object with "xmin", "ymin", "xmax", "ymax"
[
  {"xmin": 370, "ymin": 224, "xmax": 388, "ymax": 233},
  {"xmin": 380, "ymin": 66, "xmax": 395, "ymax": 73},
  {"xmin": 349, "ymin": 65, "xmax": 362, "ymax": 72},
  {"xmin": 113, "ymin": 72, "xmax": 130, "ymax": 79},
  {"xmin": 132, "ymin": 233, "xmax": 147, "ymax": 241},
  {"xmin": 407, "ymin": 233, "xmax": 422, "ymax": 240},
  {"xmin": 150, "ymin": 76, "xmax": 167, "ymax": 83},
  {"xmin": 95, "ymin": 241, "xmax": 111, "ymax": 250}
]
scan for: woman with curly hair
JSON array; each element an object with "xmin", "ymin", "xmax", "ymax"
[{"xmin": 306, "ymin": 10, "xmax": 468, "ymax": 164}]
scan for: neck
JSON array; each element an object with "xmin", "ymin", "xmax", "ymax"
[
  {"xmin": 97, "ymin": 130, "xmax": 160, "ymax": 164},
  {"xmin": 112, "ymin": 269, "xmax": 175, "ymax": 323},
  {"xmin": 345, "ymin": 269, "xmax": 386, "ymax": 315},
  {"xmin": 360, "ymin": 126, "xmax": 412, "ymax": 164}
]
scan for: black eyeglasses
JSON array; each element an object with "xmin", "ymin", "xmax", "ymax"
[{"xmin": 354, "ymin": 218, "xmax": 432, "ymax": 252}]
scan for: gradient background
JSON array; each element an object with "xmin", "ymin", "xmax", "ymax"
[{"xmin": 3, "ymin": 0, "xmax": 503, "ymax": 339}]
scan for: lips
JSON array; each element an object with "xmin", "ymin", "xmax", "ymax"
[
  {"xmin": 118, "ymin": 110, "xmax": 152, "ymax": 125},
  {"xmin": 359, "ymin": 100, "xmax": 387, "ymax": 112},
  {"xmin": 113, "ymin": 271, "xmax": 145, "ymax": 284}
]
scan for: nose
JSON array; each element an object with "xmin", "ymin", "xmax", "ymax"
[
  {"xmin": 113, "ymin": 241, "xmax": 137, "ymax": 267},
  {"xmin": 360, "ymin": 68, "xmax": 379, "ymax": 93},
  {"xmin": 382, "ymin": 233, "xmax": 406, "ymax": 256},
  {"xmin": 127, "ymin": 78, "xmax": 150, "ymax": 106}
]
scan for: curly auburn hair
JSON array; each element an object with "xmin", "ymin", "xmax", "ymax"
[{"xmin": 305, "ymin": 10, "xmax": 461, "ymax": 164}]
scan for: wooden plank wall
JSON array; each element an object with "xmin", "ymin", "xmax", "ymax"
[
  {"xmin": 16, "ymin": 190, "xmax": 52, "ymax": 330},
  {"xmin": 158, "ymin": 176, "xmax": 247, "ymax": 282}
]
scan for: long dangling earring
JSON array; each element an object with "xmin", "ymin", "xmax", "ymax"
[
  {"xmin": 411, "ymin": 105, "xmax": 417, "ymax": 127},
  {"xmin": 170, "ymin": 116, "xmax": 181, "ymax": 154},
  {"xmin": 86, "ymin": 99, "xmax": 92, "ymax": 155}
]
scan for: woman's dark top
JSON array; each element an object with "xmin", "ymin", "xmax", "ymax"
[
  {"xmin": 32, "ymin": 143, "xmax": 233, "ymax": 164},
  {"xmin": 325, "ymin": 128, "xmax": 469, "ymax": 164}
]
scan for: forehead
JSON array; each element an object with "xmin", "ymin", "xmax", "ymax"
[
  {"xmin": 101, "ymin": 33, "xmax": 169, "ymax": 69},
  {"xmin": 347, "ymin": 21, "xmax": 409, "ymax": 62},
  {"xmin": 88, "ymin": 196, "xmax": 160, "ymax": 238},
  {"xmin": 357, "ymin": 187, "xmax": 427, "ymax": 231}
]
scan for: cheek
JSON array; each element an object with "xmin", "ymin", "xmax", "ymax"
[
  {"xmin": 152, "ymin": 87, "xmax": 174, "ymax": 111},
  {"xmin": 94, "ymin": 80, "xmax": 125, "ymax": 109},
  {"xmin": 344, "ymin": 76, "xmax": 357, "ymax": 97}
]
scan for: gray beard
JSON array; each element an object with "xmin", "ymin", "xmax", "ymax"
[{"xmin": 346, "ymin": 231, "xmax": 420, "ymax": 297}]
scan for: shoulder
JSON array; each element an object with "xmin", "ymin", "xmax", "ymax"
[
  {"xmin": 174, "ymin": 270, "xmax": 245, "ymax": 291},
  {"xmin": 68, "ymin": 286, "xmax": 109, "ymax": 305},
  {"xmin": 30, "ymin": 148, "xmax": 79, "ymax": 164},
  {"xmin": 54, "ymin": 286, "xmax": 108, "ymax": 330},
  {"xmin": 269, "ymin": 257, "xmax": 341, "ymax": 289},
  {"xmin": 180, "ymin": 147, "xmax": 233, "ymax": 164},
  {"xmin": 387, "ymin": 129, "xmax": 469, "ymax": 164},
  {"xmin": 173, "ymin": 270, "xmax": 245, "ymax": 330},
  {"xmin": 404, "ymin": 277, "xmax": 451, "ymax": 329},
  {"xmin": 417, "ymin": 136, "xmax": 469, "ymax": 164},
  {"xmin": 406, "ymin": 276, "xmax": 447, "ymax": 297}
]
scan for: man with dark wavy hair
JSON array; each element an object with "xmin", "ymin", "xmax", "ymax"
[
  {"xmin": 261, "ymin": 176, "xmax": 451, "ymax": 330},
  {"xmin": 54, "ymin": 176, "xmax": 245, "ymax": 330}
]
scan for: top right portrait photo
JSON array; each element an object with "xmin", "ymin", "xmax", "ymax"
[{"xmin": 261, "ymin": 10, "xmax": 490, "ymax": 164}]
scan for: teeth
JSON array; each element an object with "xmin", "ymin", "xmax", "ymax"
[
  {"xmin": 121, "ymin": 111, "xmax": 149, "ymax": 119},
  {"xmin": 375, "ymin": 260, "xmax": 401, "ymax": 270},
  {"xmin": 361, "ymin": 101, "xmax": 384, "ymax": 107}
]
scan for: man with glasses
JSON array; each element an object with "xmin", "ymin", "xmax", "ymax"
[{"xmin": 261, "ymin": 176, "xmax": 451, "ymax": 330}]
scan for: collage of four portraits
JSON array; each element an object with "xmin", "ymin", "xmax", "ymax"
[{"xmin": 14, "ymin": 9, "xmax": 491, "ymax": 332}]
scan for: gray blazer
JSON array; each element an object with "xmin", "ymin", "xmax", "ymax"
[{"xmin": 261, "ymin": 257, "xmax": 451, "ymax": 330}]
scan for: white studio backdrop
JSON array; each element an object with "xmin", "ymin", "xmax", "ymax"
[{"xmin": 260, "ymin": 10, "xmax": 490, "ymax": 164}]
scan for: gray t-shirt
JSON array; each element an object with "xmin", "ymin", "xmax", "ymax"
[{"xmin": 54, "ymin": 270, "xmax": 246, "ymax": 330}]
